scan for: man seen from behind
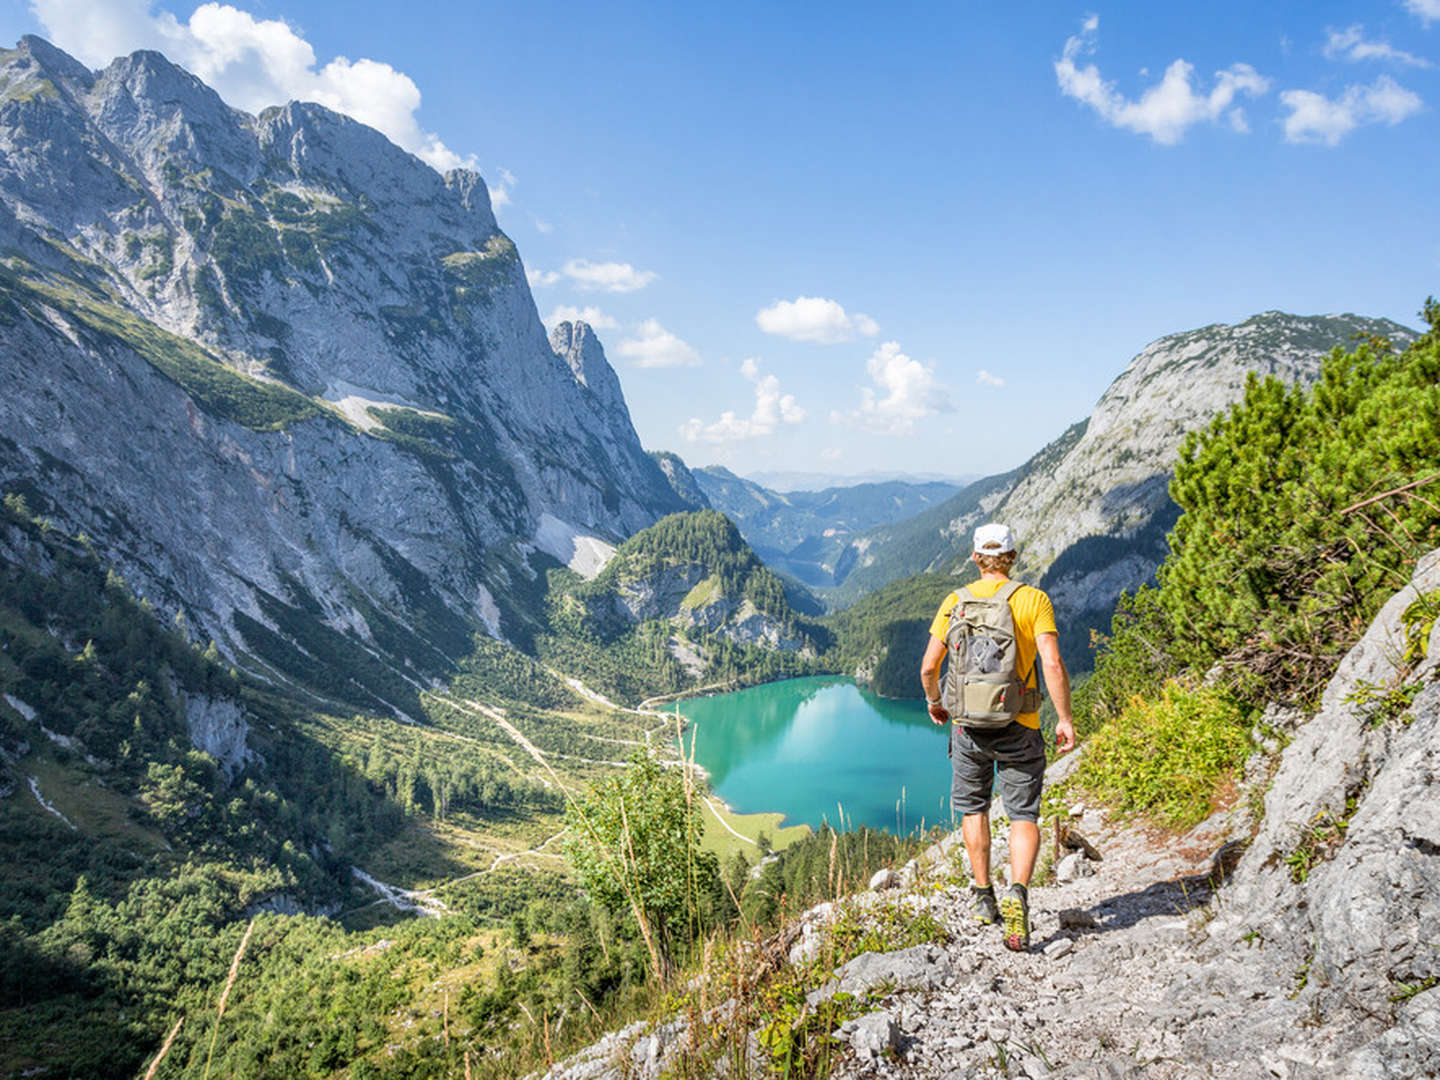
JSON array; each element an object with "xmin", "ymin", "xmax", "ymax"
[{"xmin": 920, "ymin": 523, "xmax": 1075, "ymax": 952}]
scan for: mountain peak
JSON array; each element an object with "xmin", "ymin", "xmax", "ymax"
[
  {"xmin": 12, "ymin": 34, "xmax": 94, "ymax": 87},
  {"xmin": 549, "ymin": 321, "xmax": 628, "ymax": 419}
]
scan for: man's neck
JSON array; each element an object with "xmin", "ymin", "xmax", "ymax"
[{"xmin": 979, "ymin": 571, "xmax": 1010, "ymax": 582}]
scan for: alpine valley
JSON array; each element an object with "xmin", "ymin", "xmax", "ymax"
[{"xmin": 0, "ymin": 34, "xmax": 1433, "ymax": 1080}]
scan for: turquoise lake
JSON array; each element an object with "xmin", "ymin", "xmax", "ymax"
[{"xmin": 675, "ymin": 676, "xmax": 955, "ymax": 834}]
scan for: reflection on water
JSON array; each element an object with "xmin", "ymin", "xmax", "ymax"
[{"xmin": 678, "ymin": 676, "xmax": 953, "ymax": 833}]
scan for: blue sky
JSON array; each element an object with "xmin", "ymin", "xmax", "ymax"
[{"xmin": 6, "ymin": 1, "xmax": 1438, "ymax": 479}]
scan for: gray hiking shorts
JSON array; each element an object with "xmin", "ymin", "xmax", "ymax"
[{"xmin": 949, "ymin": 722, "xmax": 1046, "ymax": 822}]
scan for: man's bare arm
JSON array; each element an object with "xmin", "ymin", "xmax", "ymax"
[
  {"xmin": 920, "ymin": 634, "xmax": 948, "ymax": 724},
  {"xmin": 1036, "ymin": 632, "xmax": 1075, "ymax": 752}
]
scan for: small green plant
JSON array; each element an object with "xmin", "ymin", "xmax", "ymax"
[
  {"xmin": 1289, "ymin": 953, "xmax": 1312, "ymax": 999},
  {"xmin": 1345, "ymin": 679, "xmax": 1425, "ymax": 727},
  {"xmin": 1389, "ymin": 976, "xmax": 1438, "ymax": 1004},
  {"xmin": 1401, "ymin": 591, "xmax": 1440, "ymax": 667},
  {"xmin": 1284, "ymin": 799, "xmax": 1357, "ymax": 883}
]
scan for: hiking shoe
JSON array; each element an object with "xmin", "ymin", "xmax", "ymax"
[
  {"xmin": 1000, "ymin": 885, "xmax": 1030, "ymax": 952},
  {"xmin": 971, "ymin": 885, "xmax": 999, "ymax": 925}
]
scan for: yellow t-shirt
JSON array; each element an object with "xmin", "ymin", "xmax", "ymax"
[{"xmin": 928, "ymin": 579, "xmax": 1057, "ymax": 730}]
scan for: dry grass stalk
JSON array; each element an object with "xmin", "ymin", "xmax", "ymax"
[
  {"xmin": 201, "ymin": 917, "xmax": 256, "ymax": 1080},
  {"xmin": 464, "ymin": 1049, "xmax": 473, "ymax": 1080},
  {"xmin": 140, "ymin": 1016, "xmax": 183, "ymax": 1080}
]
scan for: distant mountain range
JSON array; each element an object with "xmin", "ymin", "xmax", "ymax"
[
  {"xmin": 744, "ymin": 470, "xmax": 981, "ymax": 492},
  {"xmin": 690, "ymin": 467, "xmax": 962, "ymax": 588}
]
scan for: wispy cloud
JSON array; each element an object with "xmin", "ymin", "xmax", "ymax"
[
  {"xmin": 543, "ymin": 305, "xmax": 618, "ymax": 331},
  {"xmin": 755, "ymin": 296, "xmax": 879, "ymax": 344},
  {"xmin": 1280, "ymin": 75, "xmax": 1424, "ymax": 145},
  {"xmin": 615, "ymin": 319, "xmax": 701, "ymax": 368},
  {"xmin": 1324, "ymin": 25, "xmax": 1431, "ymax": 68},
  {"xmin": 831, "ymin": 341, "xmax": 950, "ymax": 436},
  {"xmin": 1405, "ymin": 0, "xmax": 1440, "ymax": 26},
  {"xmin": 489, "ymin": 167, "xmax": 516, "ymax": 209},
  {"xmin": 1055, "ymin": 15, "xmax": 1269, "ymax": 144},
  {"xmin": 558, "ymin": 259, "xmax": 657, "ymax": 293},
  {"xmin": 680, "ymin": 360, "xmax": 804, "ymax": 444},
  {"xmin": 30, "ymin": 0, "xmax": 477, "ymax": 172},
  {"xmin": 534, "ymin": 219, "xmax": 554, "ymax": 234},
  {"xmin": 976, "ymin": 370, "xmax": 1005, "ymax": 388},
  {"xmin": 527, "ymin": 268, "xmax": 560, "ymax": 288}
]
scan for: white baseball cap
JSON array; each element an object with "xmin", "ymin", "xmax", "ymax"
[{"xmin": 973, "ymin": 523, "xmax": 1015, "ymax": 554}]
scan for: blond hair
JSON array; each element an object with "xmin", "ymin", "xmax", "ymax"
[{"xmin": 974, "ymin": 549, "xmax": 1017, "ymax": 576}]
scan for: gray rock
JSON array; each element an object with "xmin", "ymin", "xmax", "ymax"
[
  {"xmin": 845, "ymin": 1010, "xmax": 900, "ymax": 1058},
  {"xmin": 869, "ymin": 868, "xmax": 900, "ymax": 891},
  {"xmin": 1056, "ymin": 852, "xmax": 1097, "ymax": 883},
  {"xmin": 807, "ymin": 944, "xmax": 952, "ymax": 1006},
  {"xmin": 1341, "ymin": 991, "xmax": 1440, "ymax": 1079},
  {"xmin": 1043, "ymin": 936, "xmax": 1076, "ymax": 960}
]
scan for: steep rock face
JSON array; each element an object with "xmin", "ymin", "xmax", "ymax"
[
  {"xmin": 648, "ymin": 451, "xmax": 710, "ymax": 511},
  {"xmin": 829, "ymin": 313, "xmax": 1415, "ymax": 651},
  {"xmin": 0, "ymin": 37, "xmax": 685, "ymax": 703}
]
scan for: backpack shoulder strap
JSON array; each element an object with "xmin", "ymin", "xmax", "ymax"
[{"xmin": 995, "ymin": 579, "xmax": 1024, "ymax": 604}]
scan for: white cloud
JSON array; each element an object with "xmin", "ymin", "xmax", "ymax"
[
  {"xmin": 561, "ymin": 259, "xmax": 657, "ymax": 293},
  {"xmin": 831, "ymin": 341, "xmax": 950, "ymax": 436},
  {"xmin": 1324, "ymin": 25, "xmax": 1431, "ymax": 68},
  {"xmin": 616, "ymin": 319, "xmax": 701, "ymax": 368},
  {"xmin": 1405, "ymin": 0, "xmax": 1440, "ymax": 26},
  {"xmin": 976, "ymin": 369, "xmax": 1005, "ymax": 388},
  {"xmin": 1280, "ymin": 75, "xmax": 1424, "ymax": 145},
  {"xmin": 820, "ymin": 446, "xmax": 843, "ymax": 461},
  {"xmin": 680, "ymin": 360, "xmax": 804, "ymax": 444},
  {"xmin": 535, "ymin": 219, "xmax": 554, "ymax": 234},
  {"xmin": 755, "ymin": 296, "xmax": 880, "ymax": 344},
  {"xmin": 527, "ymin": 268, "xmax": 560, "ymax": 288},
  {"xmin": 489, "ymin": 168, "xmax": 516, "ymax": 209},
  {"xmin": 30, "ymin": 0, "xmax": 478, "ymax": 172},
  {"xmin": 1055, "ymin": 15, "xmax": 1270, "ymax": 144},
  {"xmin": 544, "ymin": 305, "xmax": 618, "ymax": 331}
]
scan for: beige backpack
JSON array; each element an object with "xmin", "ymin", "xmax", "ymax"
[{"xmin": 942, "ymin": 580, "xmax": 1042, "ymax": 728}]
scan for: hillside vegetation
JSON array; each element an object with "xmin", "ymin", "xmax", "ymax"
[{"xmin": 1072, "ymin": 301, "xmax": 1440, "ymax": 827}]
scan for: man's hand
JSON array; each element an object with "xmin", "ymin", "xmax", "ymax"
[
  {"xmin": 1054, "ymin": 716, "xmax": 1076, "ymax": 753},
  {"xmin": 928, "ymin": 701, "xmax": 949, "ymax": 725}
]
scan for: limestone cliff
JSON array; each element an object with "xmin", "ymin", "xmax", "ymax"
[{"xmin": 0, "ymin": 37, "xmax": 686, "ymax": 710}]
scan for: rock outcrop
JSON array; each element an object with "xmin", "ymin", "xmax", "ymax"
[{"xmin": 0, "ymin": 37, "xmax": 687, "ymax": 707}]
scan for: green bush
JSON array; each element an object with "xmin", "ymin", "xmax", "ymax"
[{"xmin": 1075, "ymin": 681, "xmax": 1251, "ymax": 829}]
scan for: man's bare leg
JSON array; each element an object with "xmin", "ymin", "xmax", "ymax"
[
  {"xmin": 962, "ymin": 812, "xmax": 991, "ymax": 886},
  {"xmin": 1009, "ymin": 820, "xmax": 1039, "ymax": 887}
]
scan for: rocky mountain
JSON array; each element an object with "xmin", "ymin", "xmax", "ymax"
[
  {"xmin": 0, "ymin": 37, "xmax": 689, "ymax": 712},
  {"xmin": 648, "ymin": 450, "xmax": 711, "ymax": 511},
  {"xmin": 825, "ymin": 312, "xmax": 1417, "ymax": 657},
  {"xmin": 540, "ymin": 509, "xmax": 827, "ymax": 703},
  {"xmin": 692, "ymin": 466, "xmax": 961, "ymax": 588}
]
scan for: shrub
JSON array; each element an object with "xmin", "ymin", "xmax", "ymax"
[{"xmin": 1075, "ymin": 681, "xmax": 1252, "ymax": 829}]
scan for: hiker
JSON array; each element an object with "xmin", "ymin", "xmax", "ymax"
[{"xmin": 919, "ymin": 523, "xmax": 1075, "ymax": 952}]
